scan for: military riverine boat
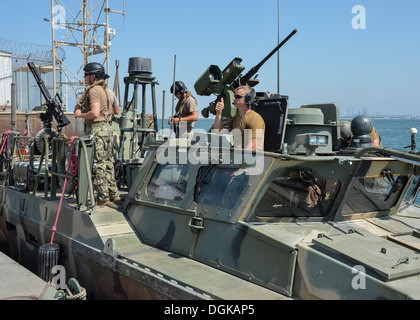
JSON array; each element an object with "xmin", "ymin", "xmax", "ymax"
[{"xmin": 1, "ymin": 30, "xmax": 420, "ymax": 300}]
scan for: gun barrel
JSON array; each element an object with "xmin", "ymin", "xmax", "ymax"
[
  {"xmin": 27, "ymin": 62, "xmax": 54, "ymax": 103},
  {"xmin": 27, "ymin": 62, "xmax": 70, "ymax": 130},
  {"xmin": 232, "ymin": 29, "xmax": 297, "ymax": 87}
]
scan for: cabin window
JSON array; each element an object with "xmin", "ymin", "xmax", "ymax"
[
  {"xmin": 147, "ymin": 164, "xmax": 189, "ymax": 201},
  {"xmin": 194, "ymin": 167, "xmax": 249, "ymax": 210},
  {"xmin": 255, "ymin": 170, "xmax": 340, "ymax": 218},
  {"xmin": 342, "ymin": 174, "xmax": 408, "ymax": 215},
  {"xmin": 404, "ymin": 176, "xmax": 420, "ymax": 206}
]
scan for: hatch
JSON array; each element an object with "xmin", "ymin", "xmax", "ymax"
[{"xmin": 313, "ymin": 231, "xmax": 420, "ymax": 281}]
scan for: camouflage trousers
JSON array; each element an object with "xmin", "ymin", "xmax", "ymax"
[{"xmin": 86, "ymin": 122, "xmax": 119, "ymax": 203}]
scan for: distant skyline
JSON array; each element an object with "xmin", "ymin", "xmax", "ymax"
[{"xmin": 0, "ymin": 0, "xmax": 419, "ymax": 118}]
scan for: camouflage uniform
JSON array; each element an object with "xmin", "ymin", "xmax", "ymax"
[{"xmin": 79, "ymin": 80, "xmax": 120, "ymax": 204}]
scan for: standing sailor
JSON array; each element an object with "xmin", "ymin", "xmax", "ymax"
[
  {"xmin": 168, "ymin": 81, "xmax": 199, "ymax": 139},
  {"xmin": 74, "ymin": 62, "xmax": 120, "ymax": 206}
]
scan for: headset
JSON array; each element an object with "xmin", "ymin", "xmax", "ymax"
[{"xmin": 245, "ymin": 88, "xmax": 256, "ymax": 106}]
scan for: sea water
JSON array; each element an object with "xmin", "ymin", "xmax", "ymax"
[
  {"xmin": 370, "ymin": 118, "xmax": 420, "ymax": 151},
  {"xmin": 160, "ymin": 117, "xmax": 420, "ymax": 150},
  {"xmin": 190, "ymin": 118, "xmax": 420, "ymax": 151}
]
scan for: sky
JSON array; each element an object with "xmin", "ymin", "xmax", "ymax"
[{"xmin": 0, "ymin": 0, "xmax": 419, "ymax": 118}]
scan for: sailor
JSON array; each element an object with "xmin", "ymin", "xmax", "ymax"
[
  {"xmin": 168, "ymin": 81, "xmax": 199, "ymax": 139},
  {"xmin": 106, "ymin": 88, "xmax": 119, "ymax": 124},
  {"xmin": 74, "ymin": 62, "xmax": 120, "ymax": 206},
  {"xmin": 339, "ymin": 120, "xmax": 382, "ymax": 149},
  {"xmin": 370, "ymin": 126, "xmax": 382, "ymax": 147},
  {"xmin": 213, "ymin": 85, "xmax": 265, "ymax": 151}
]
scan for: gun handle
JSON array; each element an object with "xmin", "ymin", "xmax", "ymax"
[
  {"xmin": 57, "ymin": 113, "xmax": 71, "ymax": 129},
  {"xmin": 221, "ymin": 90, "xmax": 237, "ymax": 118}
]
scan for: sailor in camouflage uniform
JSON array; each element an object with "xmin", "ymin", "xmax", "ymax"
[{"xmin": 74, "ymin": 62, "xmax": 120, "ymax": 206}]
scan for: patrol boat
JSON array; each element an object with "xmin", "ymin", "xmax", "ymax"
[{"xmin": 1, "ymin": 30, "xmax": 420, "ymax": 300}]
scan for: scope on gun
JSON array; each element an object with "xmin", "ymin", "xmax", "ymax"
[
  {"xmin": 195, "ymin": 29, "xmax": 297, "ymax": 119},
  {"xmin": 194, "ymin": 58, "xmax": 244, "ymax": 96},
  {"xmin": 221, "ymin": 58, "xmax": 244, "ymax": 85},
  {"xmin": 194, "ymin": 65, "xmax": 222, "ymax": 96}
]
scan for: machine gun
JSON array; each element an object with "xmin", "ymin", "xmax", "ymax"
[
  {"xmin": 195, "ymin": 29, "xmax": 297, "ymax": 118},
  {"xmin": 27, "ymin": 62, "xmax": 70, "ymax": 131}
]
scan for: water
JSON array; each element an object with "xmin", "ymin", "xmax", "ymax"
[
  {"xmin": 194, "ymin": 118, "xmax": 420, "ymax": 150},
  {"xmin": 370, "ymin": 118, "xmax": 420, "ymax": 151},
  {"xmin": 160, "ymin": 117, "xmax": 420, "ymax": 151}
]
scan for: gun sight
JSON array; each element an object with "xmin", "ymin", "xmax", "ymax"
[{"xmin": 196, "ymin": 29, "xmax": 297, "ymax": 118}]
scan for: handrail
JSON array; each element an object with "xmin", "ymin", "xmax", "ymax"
[
  {"xmin": 7, "ymin": 134, "xmax": 95, "ymax": 208},
  {"xmin": 355, "ymin": 146, "xmax": 420, "ymax": 165}
]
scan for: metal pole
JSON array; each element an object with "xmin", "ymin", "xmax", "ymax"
[
  {"xmin": 11, "ymin": 83, "xmax": 16, "ymax": 131},
  {"xmin": 151, "ymin": 83, "xmax": 158, "ymax": 133},
  {"xmin": 170, "ymin": 55, "xmax": 176, "ymax": 138},
  {"xmin": 51, "ymin": 0, "xmax": 57, "ymax": 96},
  {"xmin": 105, "ymin": 0, "xmax": 110, "ymax": 89},
  {"xmin": 26, "ymin": 56, "xmax": 30, "ymax": 111},
  {"xmin": 277, "ymin": 0, "xmax": 280, "ymax": 94},
  {"xmin": 162, "ymin": 90, "xmax": 166, "ymax": 133},
  {"xmin": 82, "ymin": 0, "xmax": 88, "ymax": 67}
]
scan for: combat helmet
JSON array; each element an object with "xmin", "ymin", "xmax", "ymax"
[
  {"xmin": 83, "ymin": 62, "xmax": 110, "ymax": 79},
  {"xmin": 170, "ymin": 81, "xmax": 187, "ymax": 95}
]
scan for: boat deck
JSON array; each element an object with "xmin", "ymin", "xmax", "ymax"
[{"xmin": 7, "ymin": 188, "xmax": 291, "ymax": 299}]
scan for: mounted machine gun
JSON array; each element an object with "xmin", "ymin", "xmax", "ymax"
[
  {"xmin": 27, "ymin": 62, "xmax": 70, "ymax": 131},
  {"xmin": 195, "ymin": 29, "xmax": 297, "ymax": 118}
]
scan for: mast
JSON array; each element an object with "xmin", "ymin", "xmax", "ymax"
[
  {"xmin": 277, "ymin": 0, "xmax": 280, "ymax": 94},
  {"xmin": 51, "ymin": 0, "xmax": 57, "ymax": 97},
  {"xmin": 50, "ymin": 0, "xmax": 125, "ymax": 109}
]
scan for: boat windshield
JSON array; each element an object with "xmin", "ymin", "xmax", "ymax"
[
  {"xmin": 255, "ymin": 170, "xmax": 340, "ymax": 218},
  {"xmin": 403, "ymin": 176, "xmax": 420, "ymax": 206},
  {"xmin": 341, "ymin": 174, "xmax": 408, "ymax": 215},
  {"xmin": 194, "ymin": 167, "xmax": 249, "ymax": 210},
  {"xmin": 147, "ymin": 164, "xmax": 189, "ymax": 201}
]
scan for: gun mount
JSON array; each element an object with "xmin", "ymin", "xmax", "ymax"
[
  {"xmin": 27, "ymin": 62, "xmax": 70, "ymax": 131},
  {"xmin": 195, "ymin": 29, "xmax": 297, "ymax": 118}
]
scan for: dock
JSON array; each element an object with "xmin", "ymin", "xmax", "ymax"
[{"xmin": 0, "ymin": 251, "xmax": 59, "ymax": 300}]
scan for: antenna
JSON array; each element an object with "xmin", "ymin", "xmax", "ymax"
[
  {"xmin": 50, "ymin": 0, "xmax": 125, "ymax": 110},
  {"xmin": 170, "ymin": 55, "xmax": 177, "ymax": 138}
]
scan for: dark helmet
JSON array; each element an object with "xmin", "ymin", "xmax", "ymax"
[
  {"xmin": 351, "ymin": 115, "xmax": 373, "ymax": 136},
  {"xmin": 170, "ymin": 81, "xmax": 187, "ymax": 95},
  {"xmin": 83, "ymin": 62, "xmax": 110, "ymax": 79}
]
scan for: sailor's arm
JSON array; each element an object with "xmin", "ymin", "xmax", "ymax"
[
  {"xmin": 213, "ymin": 98, "xmax": 225, "ymax": 133},
  {"xmin": 75, "ymin": 102, "xmax": 100, "ymax": 120}
]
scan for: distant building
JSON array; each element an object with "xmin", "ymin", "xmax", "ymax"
[{"xmin": 0, "ymin": 51, "xmax": 12, "ymax": 110}]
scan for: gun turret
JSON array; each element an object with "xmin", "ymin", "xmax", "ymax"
[
  {"xmin": 27, "ymin": 62, "xmax": 70, "ymax": 131},
  {"xmin": 195, "ymin": 29, "xmax": 297, "ymax": 118}
]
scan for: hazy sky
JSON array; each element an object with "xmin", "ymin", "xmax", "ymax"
[{"xmin": 1, "ymin": 0, "xmax": 419, "ymax": 117}]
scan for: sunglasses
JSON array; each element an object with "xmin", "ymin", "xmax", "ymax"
[{"xmin": 234, "ymin": 94, "xmax": 245, "ymax": 99}]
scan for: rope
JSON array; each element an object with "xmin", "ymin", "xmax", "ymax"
[
  {"xmin": 50, "ymin": 137, "xmax": 78, "ymax": 244},
  {"xmin": 2, "ymin": 281, "xmax": 52, "ymax": 300},
  {"xmin": 69, "ymin": 136, "xmax": 78, "ymax": 177},
  {"xmin": 65, "ymin": 285, "xmax": 87, "ymax": 300}
]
